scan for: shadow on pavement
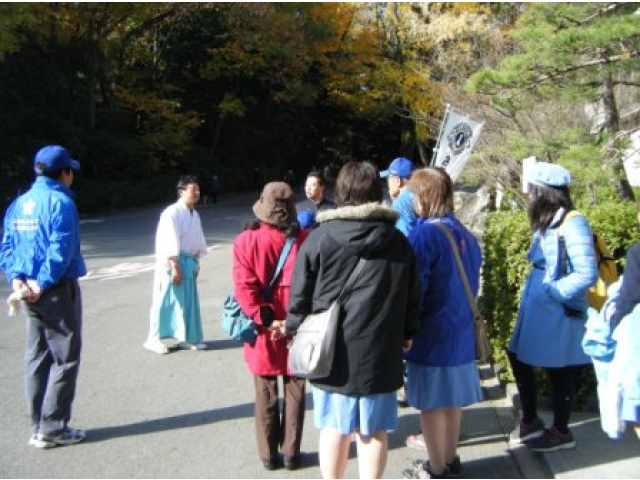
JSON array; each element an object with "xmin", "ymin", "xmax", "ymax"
[
  {"xmin": 538, "ymin": 413, "xmax": 640, "ymax": 477},
  {"xmin": 86, "ymin": 402, "xmax": 256, "ymax": 443}
]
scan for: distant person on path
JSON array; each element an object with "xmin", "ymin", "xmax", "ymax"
[
  {"xmin": 209, "ymin": 174, "xmax": 222, "ymax": 204},
  {"xmin": 283, "ymin": 168, "xmax": 296, "ymax": 189},
  {"xmin": 0, "ymin": 145, "xmax": 87, "ymax": 449},
  {"xmin": 295, "ymin": 171, "xmax": 335, "ymax": 216},
  {"xmin": 286, "ymin": 162, "xmax": 421, "ymax": 479},
  {"xmin": 380, "ymin": 157, "xmax": 417, "ymax": 236},
  {"xmin": 508, "ymin": 162, "xmax": 597, "ymax": 451},
  {"xmin": 144, "ymin": 175, "xmax": 208, "ymax": 354},
  {"xmin": 401, "ymin": 167, "xmax": 483, "ymax": 479},
  {"xmin": 232, "ymin": 182, "xmax": 309, "ymax": 471}
]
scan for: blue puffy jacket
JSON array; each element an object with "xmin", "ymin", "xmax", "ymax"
[
  {"xmin": 509, "ymin": 208, "xmax": 597, "ymax": 367},
  {"xmin": 0, "ymin": 176, "xmax": 86, "ymax": 290}
]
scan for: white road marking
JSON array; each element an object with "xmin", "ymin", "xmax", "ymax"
[
  {"xmin": 82, "ymin": 245, "xmax": 220, "ymax": 282},
  {"xmin": 82, "ymin": 263, "xmax": 155, "ymax": 282}
]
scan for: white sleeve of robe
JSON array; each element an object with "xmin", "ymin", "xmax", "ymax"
[{"xmin": 154, "ymin": 203, "xmax": 207, "ymax": 265}]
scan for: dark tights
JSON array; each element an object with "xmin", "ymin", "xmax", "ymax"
[{"xmin": 507, "ymin": 351, "xmax": 580, "ymax": 433}]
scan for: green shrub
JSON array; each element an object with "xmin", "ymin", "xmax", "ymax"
[{"xmin": 482, "ymin": 202, "xmax": 639, "ymax": 404}]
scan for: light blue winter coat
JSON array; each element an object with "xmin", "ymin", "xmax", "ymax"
[
  {"xmin": 392, "ymin": 188, "xmax": 418, "ymax": 237},
  {"xmin": 583, "ymin": 279, "xmax": 640, "ymax": 436},
  {"xmin": 509, "ymin": 208, "xmax": 597, "ymax": 367}
]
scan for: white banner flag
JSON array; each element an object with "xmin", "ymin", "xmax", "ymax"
[{"xmin": 432, "ymin": 105, "xmax": 484, "ymax": 182}]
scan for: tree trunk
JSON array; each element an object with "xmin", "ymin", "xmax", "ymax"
[
  {"xmin": 600, "ymin": 69, "xmax": 635, "ymax": 201},
  {"xmin": 87, "ymin": 15, "xmax": 96, "ymax": 129},
  {"xmin": 416, "ymin": 141, "xmax": 428, "ymax": 166},
  {"xmin": 208, "ymin": 111, "xmax": 226, "ymax": 163}
]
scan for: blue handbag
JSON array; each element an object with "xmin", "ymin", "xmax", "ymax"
[{"xmin": 221, "ymin": 236, "xmax": 295, "ymax": 344}]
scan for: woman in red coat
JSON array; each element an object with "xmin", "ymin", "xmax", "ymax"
[{"xmin": 232, "ymin": 182, "xmax": 309, "ymax": 471}]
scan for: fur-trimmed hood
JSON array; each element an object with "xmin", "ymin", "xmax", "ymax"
[
  {"xmin": 313, "ymin": 202, "xmax": 401, "ymax": 257},
  {"xmin": 316, "ymin": 202, "xmax": 398, "ymax": 224}
]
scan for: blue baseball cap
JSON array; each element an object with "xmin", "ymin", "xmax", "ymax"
[
  {"xmin": 297, "ymin": 210, "xmax": 316, "ymax": 229},
  {"xmin": 34, "ymin": 145, "xmax": 80, "ymax": 175},
  {"xmin": 379, "ymin": 157, "xmax": 415, "ymax": 179},
  {"xmin": 528, "ymin": 162, "xmax": 570, "ymax": 188}
]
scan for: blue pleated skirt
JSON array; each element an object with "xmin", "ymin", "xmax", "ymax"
[{"xmin": 406, "ymin": 361, "xmax": 483, "ymax": 411}]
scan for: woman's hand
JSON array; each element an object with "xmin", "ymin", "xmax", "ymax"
[{"xmin": 268, "ymin": 320, "xmax": 287, "ymax": 340}]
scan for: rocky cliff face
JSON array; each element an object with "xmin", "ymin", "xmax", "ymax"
[{"xmin": 455, "ymin": 185, "xmax": 492, "ymax": 246}]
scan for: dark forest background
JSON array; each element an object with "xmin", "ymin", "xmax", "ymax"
[{"xmin": 1, "ymin": 3, "xmax": 638, "ymax": 213}]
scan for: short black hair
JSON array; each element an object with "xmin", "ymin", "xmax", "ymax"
[
  {"xmin": 177, "ymin": 174, "xmax": 200, "ymax": 191},
  {"xmin": 306, "ymin": 171, "xmax": 326, "ymax": 186}
]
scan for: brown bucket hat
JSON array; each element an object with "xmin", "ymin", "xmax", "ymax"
[{"xmin": 253, "ymin": 182, "xmax": 296, "ymax": 226}]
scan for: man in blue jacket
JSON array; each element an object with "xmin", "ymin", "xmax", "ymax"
[
  {"xmin": 380, "ymin": 157, "xmax": 417, "ymax": 236},
  {"xmin": 0, "ymin": 145, "xmax": 87, "ymax": 449}
]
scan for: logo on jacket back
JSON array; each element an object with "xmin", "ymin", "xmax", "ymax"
[
  {"xmin": 13, "ymin": 200, "xmax": 39, "ymax": 231},
  {"xmin": 22, "ymin": 199, "xmax": 36, "ymax": 216}
]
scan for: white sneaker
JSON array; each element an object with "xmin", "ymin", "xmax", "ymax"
[
  {"xmin": 30, "ymin": 428, "xmax": 86, "ymax": 449},
  {"xmin": 143, "ymin": 339, "xmax": 169, "ymax": 354}
]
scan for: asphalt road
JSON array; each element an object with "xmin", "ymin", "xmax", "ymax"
[{"xmin": 0, "ymin": 191, "xmax": 528, "ymax": 479}]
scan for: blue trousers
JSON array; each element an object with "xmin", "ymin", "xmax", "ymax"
[
  {"xmin": 148, "ymin": 253, "xmax": 203, "ymax": 344},
  {"xmin": 24, "ymin": 280, "xmax": 82, "ymax": 437}
]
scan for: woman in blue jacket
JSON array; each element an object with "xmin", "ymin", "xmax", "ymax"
[
  {"xmin": 508, "ymin": 162, "xmax": 597, "ymax": 452},
  {"xmin": 402, "ymin": 167, "xmax": 483, "ymax": 480}
]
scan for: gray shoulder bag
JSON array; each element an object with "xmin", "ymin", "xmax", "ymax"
[{"xmin": 288, "ymin": 257, "xmax": 368, "ymax": 379}]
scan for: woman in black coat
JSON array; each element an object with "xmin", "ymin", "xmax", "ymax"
[{"xmin": 285, "ymin": 161, "xmax": 421, "ymax": 479}]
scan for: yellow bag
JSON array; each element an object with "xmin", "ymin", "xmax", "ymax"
[
  {"xmin": 589, "ymin": 234, "xmax": 618, "ymax": 310},
  {"xmin": 559, "ymin": 211, "xmax": 619, "ymax": 311}
]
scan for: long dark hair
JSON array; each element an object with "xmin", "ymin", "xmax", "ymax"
[
  {"xmin": 334, "ymin": 161, "xmax": 382, "ymax": 207},
  {"xmin": 528, "ymin": 184, "xmax": 574, "ymax": 234}
]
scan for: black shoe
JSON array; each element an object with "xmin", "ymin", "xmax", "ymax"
[
  {"xmin": 261, "ymin": 457, "xmax": 282, "ymax": 470},
  {"xmin": 283, "ymin": 455, "xmax": 301, "ymax": 470}
]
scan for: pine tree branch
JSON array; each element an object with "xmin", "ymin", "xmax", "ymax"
[
  {"xmin": 525, "ymin": 50, "xmax": 640, "ymax": 91},
  {"xmin": 616, "ymin": 80, "xmax": 640, "ymax": 87},
  {"xmin": 555, "ymin": 3, "xmax": 624, "ymax": 32}
]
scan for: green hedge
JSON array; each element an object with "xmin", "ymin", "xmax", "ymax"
[{"xmin": 482, "ymin": 202, "xmax": 639, "ymax": 403}]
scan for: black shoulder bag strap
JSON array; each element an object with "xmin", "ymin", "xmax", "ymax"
[{"xmin": 335, "ymin": 256, "xmax": 368, "ymax": 305}]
